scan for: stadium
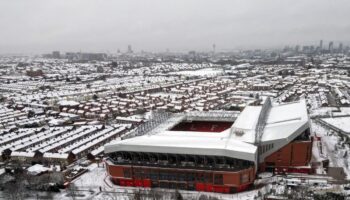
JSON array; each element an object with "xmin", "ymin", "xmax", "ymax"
[{"xmin": 104, "ymin": 99, "xmax": 312, "ymax": 193}]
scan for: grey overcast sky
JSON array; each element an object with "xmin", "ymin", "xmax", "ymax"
[{"xmin": 0, "ymin": 0, "xmax": 349, "ymax": 54}]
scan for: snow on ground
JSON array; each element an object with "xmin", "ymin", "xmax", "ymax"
[
  {"xmin": 92, "ymin": 187, "xmax": 268, "ymax": 200},
  {"xmin": 334, "ymin": 107, "xmax": 350, "ymax": 116},
  {"xmin": 72, "ymin": 163, "xmax": 107, "ymax": 189},
  {"xmin": 311, "ymin": 130, "xmax": 327, "ymax": 175},
  {"xmin": 309, "ymin": 109, "xmax": 332, "ymax": 117},
  {"xmin": 67, "ymin": 162, "xmax": 273, "ymax": 200},
  {"xmin": 322, "ymin": 117, "xmax": 350, "ymax": 133},
  {"xmin": 309, "ymin": 107, "xmax": 350, "ymax": 118},
  {"xmin": 258, "ymin": 172, "xmax": 274, "ymax": 179},
  {"xmin": 311, "ymin": 120, "xmax": 350, "ymax": 178}
]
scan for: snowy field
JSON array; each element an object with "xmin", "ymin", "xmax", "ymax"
[
  {"xmin": 311, "ymin": 120, "xmax": 350, "ymax": 178},
  {"xmin": 334, "ymin": 107, "xmax": 350, "ymax": 116},
  {"xmin": 322, "ymin": 117, "xmax": 350, "ymax": 133}
]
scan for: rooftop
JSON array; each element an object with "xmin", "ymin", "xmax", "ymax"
[{"xmin": 105, "ymin": 100, "xmax": 309, "ymax": 164}]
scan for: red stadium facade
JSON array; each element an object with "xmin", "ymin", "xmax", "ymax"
[{"xmin": 106, "ymin": 157, "xmax": 255, "ymax": 193}]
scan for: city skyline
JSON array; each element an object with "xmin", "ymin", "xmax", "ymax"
[{"xmin": 1, "ymin": 0, "xmax": 350, "ymax": 53}]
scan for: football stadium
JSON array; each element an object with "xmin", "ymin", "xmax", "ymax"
[{"xmin": 104, "ymin": 99, "xmax": 312, "ymax": 193}]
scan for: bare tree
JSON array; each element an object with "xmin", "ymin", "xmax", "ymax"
[
  {"xmin": 172, "ymin": 189, "xmax": 183, "ymax": 200},
  {"xmin": 66, "ymin": 183, "xmax": 79, "ymax": 200},
  {"xmin": 3, "ymin": 174, "xmax": 28, "ymax": 200},
  {"xmin": 148, "ymin": 188, "xmax": 163, "ymax": 200},
  {"xmin": 131, "ymin": 189, "xmax": 141, "ymax": 200},
  {"xmin": 198, "ymin": 194, "xmax": 209, "ymax": 200}
]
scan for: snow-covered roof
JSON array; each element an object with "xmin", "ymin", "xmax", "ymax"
[
  {"xmin": 104, "ymin": 133, "xmax": 257, "ymax": 162},
  {"xmin": 231, "ymin": 99, "xmax": 309, "ymax": 144},
  {"xmin": 262, "ymin": 101, "xmax": 309, "ymax": 142},
  {"xmin": 105, "ymin": 101, "xmax": 309, "ymax": 165},
  {"xmin": 230, "ymin": 106, "xmax": 261, "ymax": 143},
  {"xmin": 27, "ymin": 164, "xmax": 50, "ymax": 175},
  {"xmin": 105, "ymin": 111, "xmax": 257, "ymax": 163},
  {"xmin": 58, "ymin": 100, "xmax": 79, "ymax": 107}
]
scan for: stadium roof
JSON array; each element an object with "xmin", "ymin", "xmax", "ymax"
[
  {"xmin": 231, "ymin": 99, "xmax": 309, "ymax": 144},
  {"xmin": 105, "ymin": 100, "xmax": 309, "ymax": 164},
  {"xmin": 104, "ymin": 133, "xmax": 257, "ymax": 162}
]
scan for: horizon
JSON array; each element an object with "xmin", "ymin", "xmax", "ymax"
[
  {"xmin": 1, "ymin": 39, "xmax": 349, "ymax": 56},
  {"xmin": 1, "ymin": 0, "xmax": 350, "ymax": 54}
]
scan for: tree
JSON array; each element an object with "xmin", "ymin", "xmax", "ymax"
[
  {"xmin": 131, "ymin": 189, "xmax": 141, "ymax": 200},
  {"xmin": 66, "ymin": 183, "xmax": 79, "ymax": 200},
  {"xmin": 198, "ymin": 194, "xmax": 209, "ymax": 200},
  {"xmin": 148, "ymin": 188, "xmax": 163, "ymax": 200},
  {"xmin": 3, "ymin": 169, "xmax": 28, "ymax": 200},
  {"xmin": 0, "ymin": 95, "xmax": 5, "ymax": 102},
  {"xmin": 173, "ymin": 190, "xmax": 183, "ymax": 200},
  {"xmin": 314, "ymin": 192, "xmax": 345, "ymax": 200},
  {"xmin": 3, "ymin": 180, "xmax": 26, "ymax": 200}
]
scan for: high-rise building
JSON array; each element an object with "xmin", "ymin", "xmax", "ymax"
[
  {"xmin": 52, "ymin": 51, "xmax": 60, "ymax": 59},
  {"xmin": 127, "ymin": 45, "xmax": 133, "ymax": 54},
  {"xmin": 302, "ymin": 46, "xmax": 309, "ymax": 52},
  {"xmin": 339, "ymin": 43, "xmax": 343, "ymax": 53},
  {"xmin": 319, "ymin": 40, "xmax": 323, "ymax": 50},
  {"xmin": 295, "ymin": 45, "xmax": 300, "ymax": 53},
  {"xmin": 329, "ymin": 41, "xmax": 334, "ymax": 53},
  {"xmin": 310, "ymin": 45, "xmax": 315, "ymax": 52}
]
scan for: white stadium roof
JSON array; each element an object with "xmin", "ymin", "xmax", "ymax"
[
  {"xmin": 105, "ymin": 100, "xmax": 309, "ymax": 165},
  {"xmin": 104, "ymin": 134, "xmax": 257, "ymax": 162},
  {"xmin": 231, "ymin": 99, "xmax": 309, "ymax": 144}
]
